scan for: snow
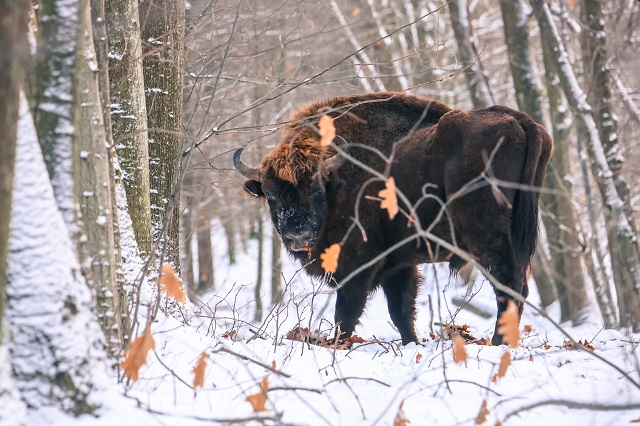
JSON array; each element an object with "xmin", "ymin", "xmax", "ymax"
[{"xmin": 7, "ymin": 215, "xmax": 638, "ymax": 426}]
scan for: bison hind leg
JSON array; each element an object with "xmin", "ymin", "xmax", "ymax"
[{"xmin": 380, "ymin": 265, "xmax": 421, "ymax": 345}]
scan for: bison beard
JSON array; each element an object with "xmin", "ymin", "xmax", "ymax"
[{"xmin": 235, "ymin": 92, "xmax": 552, "ymax": 346}]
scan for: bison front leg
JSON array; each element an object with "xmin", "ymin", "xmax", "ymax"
[
  {"xmin": 334, "ymin": 283, "xmax": 370, "ymax": 340},
  {"xmin": 381, "ymin": 266, "xmax": 419, "ymax": 345}
]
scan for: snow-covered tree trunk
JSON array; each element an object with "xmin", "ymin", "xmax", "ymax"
[
  {"xmin": 448, "ymin": 0, "xmax": 494, "ymax": 108},
  {"xmin": 580, "ymin": 0, "xmax": 640, "ymax": 327},
  {"xmin": 73, "ymin": 0, "xmax": 123, "ymax": 357},
  {"xmin": 30, "ymin": 0, "xmax": 82, "ymax": 234},
  {"xmin": 539, "ymin": 18, "xmax": 616, "ymax": 327},
  {"xmin": 500, "ymin": 0, "xmax": 589, "ymax": 323},
  {"xmin": 7, "ymin": 94, "xmax": 108, "ymax": 415},
  {"xmin": 90, "ymin": 0, "xmax": 131, "ymax": 343},
  {"xmin": 0, "ymin": 2, "xmax": 30, "ymax": 422},
  {"xmin": 140, "ymin": 0, "xmax": 185, "ymax": 271},
  {"xmin": 106, "ymin": 0, "xmax": 153, "ymax": 258},
  {"xmin": 530, "ymin": 0, "xmax": 640, "ymax": 329}
]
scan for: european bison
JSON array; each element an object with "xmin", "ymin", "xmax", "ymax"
[{"xmin": 234, "ymin": 92, "xmax": 552, "ymax": 345}]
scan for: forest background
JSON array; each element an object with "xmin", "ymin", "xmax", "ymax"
[{"xmin": 0, "ymin": 0, "xmax": 639, "ymax": 424}]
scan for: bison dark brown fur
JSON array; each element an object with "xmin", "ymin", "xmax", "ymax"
[{"xmin": 234, "ymin": 92, "xmax": 552, "ymax": 346}]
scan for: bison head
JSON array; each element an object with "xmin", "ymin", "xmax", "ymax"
[{"xmin": 234, "ymin": 138, "xmax": 347, "ymax": 260}]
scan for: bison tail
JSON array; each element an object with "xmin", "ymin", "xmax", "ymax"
[{"xmin": 508, "ymin": 112, "xmax": 553, "ymax": 270}]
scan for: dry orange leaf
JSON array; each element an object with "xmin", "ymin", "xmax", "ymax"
[
  {"xmin": 320, "ymin": 243, "xmax": 341, "ymax": 274},
  {"xmin": 529, "ymin": 353, "xmax": 534, "ymax": 362},
  {"xmin": 245, "ymin": 377, "xmax": 269, "ymax": 412},
  {"xmin": 379, "ymin": 177, "xmax": 399, "ymax": 220},
  {"xmin": 319, "ymin": 115, "xmax": 336, "ymax": 147},
  {"xmin": 121, "ymin": 326, "xmax": 155, "ymax": 381},
  {"xmin": 452, "ymin": 334, "xmax": 467, "ymax": 364},
  {"xmin": 475, "ymin": 400, "xmax": 489, "ymax": 424},
  {"xmin": 159, "ymin": 263, "xmax": 186, "ymax": 305},
  {"xmin": 393, "ymin": 401, "xmax": 410, "ymax": 426},
  {"xmin": 496, "ymin": 300, "xmax": 520, "ymax": 348},
  {"xmin": 492, "ymin": 351, "xmax": 511, "ymax": 382},
  {"xmin": 192, "ymin": 352, "xmax": 208, "ymax": 389},
  {"xmin": 415, "ymin": 353, "xmax": 423, "ymax": 364},
  {"xmin": 352, "ymin": 7, "xmax": 361, "ymax": 16},
  {"xmin": 523, "ymin": 324, "xmax": 532, "ymax": 333}
]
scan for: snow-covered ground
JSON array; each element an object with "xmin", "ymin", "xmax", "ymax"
[{"xmin": 26, "ymin": 222, "xmax": 640, "ymax": 425}]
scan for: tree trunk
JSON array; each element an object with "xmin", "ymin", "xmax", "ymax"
[
  {"xmin": 73, "ymin": 0, "xmax": 123, "ymax": 358},
  {"xmin": 90, "ymin": 0, "xmax": 131, "ymax": 342},
  {"xmin": 0, "ymin": 2, "xmax": 30, "ymax": 420},
  {"xmin": 530, "ymin": 0, "xmax": 640, "ymax": 329},
  {"xmin": 181, "ymin": 202, "xmax": 196, "ymax": 297},
  {"xmin": 498, "ymin": 0, "xmax": 564, "ymax": 313},
  {"xmin": 540, "ymin": 44, "xmax": 591, "ymax": 324},
  {"xmin": 224, "ymin": 219, "xmax": 237, "ymax": 264},
  {"xmin": 448, "ymin": 0, "xmax": 494, "ymax": 108},
  {"xmin": 30, "ymin": 0, "xmax": 83, "ymax": 235},
  {"xmin": 581, "ymin": 0, "xmax": 637, "ymax": 232},
  {"xmin": 106, "ymin": 0, "xmax": 153, "ymax": 257},
  {"xmin": 197, "ymin": 217, "xmax": 215, "ymax": 294},
  {"xmin": 8, "ymin": 92, "xmax": 108, "ymax": 415},
  {"xmin": 580, "ymin": 0, "xmax": 638, "ymax": 327},
  {"xmin": 0, "ymin": 0, "xmax": 27, "ymax": 339},
  {"xmin": 271, "ymin": 230, "xmax": 282, "ymax": 305},
  {"xmin": 140, "ymin": 0, "xmax": 185, "ymax": 270},
  {"xmin": 254, "ymin": 214, "xmax": 264, "ymax": 323},
  {"xmin": 578, "ymin": 133, "xmax": 618, "ymax": 327}
]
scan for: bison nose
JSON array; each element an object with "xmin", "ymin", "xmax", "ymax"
[{"xmin": 283, "ymin": 230, "xmax": 313, "ymax": 251}]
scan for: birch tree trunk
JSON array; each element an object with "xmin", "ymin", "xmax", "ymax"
[
  {"xmin": 500, "ymin": 0, "xmax": 589, "ymax": 323},
  {"xmin": 448, "ymin": 0, "xmax": 494, "ymax": 108},
  {"xmin": 106, "ymin": 0, "xmax": 153, "ymax": 257},
  {"xmin": 530, "ymin": 0, "xmax": 640, "ymax": 329},
  {"xmin": 140, "ymin": 0, "xmax": 185, "ymax": 270}
]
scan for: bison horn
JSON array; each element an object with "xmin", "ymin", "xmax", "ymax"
[
  {"xmin": 323, "ymin": 136, "xmax": 349, "ymax": 172},
  {"xmin": 233, "ymin": 148, "xmax": 260, "ymax": 181}
]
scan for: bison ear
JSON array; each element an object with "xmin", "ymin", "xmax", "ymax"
[{"xmin": 243, "ymin": 180, "xmax": 264, "ymax": 198}]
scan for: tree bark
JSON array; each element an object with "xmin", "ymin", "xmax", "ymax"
[
  {"xmin": 253, "ymin": 214, "xmax": 264, "ymax": 323},
  {"xmin": 197, "ymin": 217, "xmax": 215, "ymax": 294},
  {"xmin": 271, "ymin": 230, "xmax": 282, "ymax": 305},
  {"xmin": 448, "ymin": 0, "xmax": 494, "ymax": 108},
  {"xmin": 539, "ymin": 39, "xmax": 591, "ymax": 324},
  {"xmin": 106, "ymin": 0, "xmax": 153, "ymax": 257},
  {"xmin": 90, "ymin": 0, "xmax": 131, "ymax": 342},
  {"xmin": 530, "ymin": 0, "xmax": 640, "ymax": 329},
  {"xmin": 139, "ymin": 0, "xmax": 185, "ymax": 270},
  {"xmin": 580, "ymin": 0, "xmax": 639, "ymax": 327},
  {"xmin": 30, "ymin": 0, "xmax": 82, "ymax": 235},
  {"xmin": 73, "ymin": 0, "xmax": 123, "ymax": 358},
  {"xmin": 181, "ymin": 202, "xmax": 196, "ymax": 296},
  {"xmin": 498, "ymin": 0, "xmax": 564, "ymax": 314}
]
